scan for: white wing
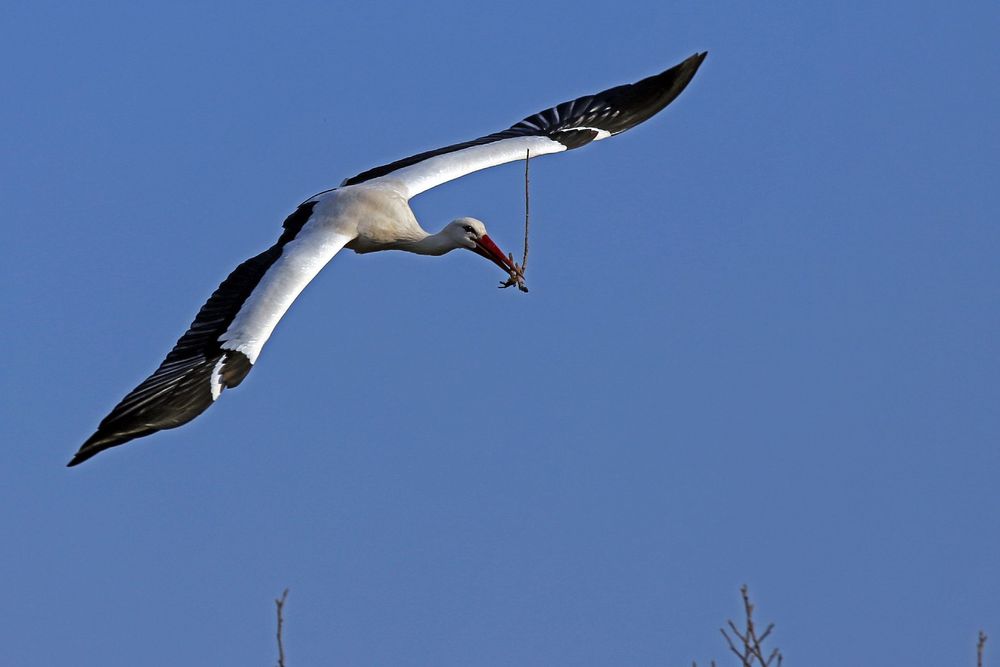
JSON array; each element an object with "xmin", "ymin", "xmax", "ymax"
[
  {"xmin": 341, "ymin": 52, "xmax": 707, "ymax": 199},
  {"xmin": 70, "ymin": 200, "xmax": 351, "ymax": 465}
]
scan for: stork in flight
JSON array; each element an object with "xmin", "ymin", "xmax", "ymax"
[{"xmin": 69, "ymin": 52, "xmax": 707, "ymax": 466}]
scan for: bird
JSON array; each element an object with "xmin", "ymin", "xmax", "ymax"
[{"xmin": 68, "ymin": 52, "xmax": 707, "ymax": 467}]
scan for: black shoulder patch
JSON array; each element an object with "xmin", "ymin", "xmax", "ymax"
[{"xmin": 279, "ymin": 200, "xmax": 319, "ymax": 244}]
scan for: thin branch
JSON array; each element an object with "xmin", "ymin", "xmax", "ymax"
[
  {"xmin": 727, "ymin": 619, "xmax": 748, "ymax": 644},
  {"xmin": 521, "ymin": 148, "xmax": 531, "ymax": 273},
  {"xmin": 275, "ymin": 589, "xmax": 289, "ymax": 667},
  {"xmin": 979, "ymin": 630, "xmax": 988, "ymax": 667},
  {"xmin": 721, "ymin": 625, "xmax": 747, "ymax": 663},
  {"xmin": 499, "ymin": 149, "xmax": 530, "ymax": 292},
  {"xmin": 718, "ymin": 585, "xmax": 782, "ymax": 667}
]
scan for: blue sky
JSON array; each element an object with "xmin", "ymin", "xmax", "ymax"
[{"xmin": 2, "ymin": 2, "xmax": 998, "ymax": 665}]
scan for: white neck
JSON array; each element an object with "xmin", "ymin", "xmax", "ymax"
[{"xmin": 401, "ymin": 230, "xmax": 460, "ymax": 256}]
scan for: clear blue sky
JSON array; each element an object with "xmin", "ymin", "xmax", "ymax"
[{"xmin": 2, "ymin": 2, "xmax": 998, "ymax": 665}]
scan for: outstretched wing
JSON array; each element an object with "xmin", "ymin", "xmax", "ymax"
[
  {"xmin": 341, "ymin": 52, "xmax": 707, "ymax": 199},
  {"xmin": 69, "ymin": 201, "xmax": 354, "ymax": 466}
]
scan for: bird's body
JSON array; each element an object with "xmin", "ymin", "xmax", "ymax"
[
  {"xmin": 70, "ymin": 52, "xmax": 707, "ymax": 466},
  {"xmin": 220, "ymin": 186, "xmax": 415, "ymax": 367},
  {"xmin": 342, "ymin": 186, "xmax": 422, "ymax": 253}
]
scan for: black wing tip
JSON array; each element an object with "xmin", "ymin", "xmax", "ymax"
[
  {"xmin": 68, "ymin": 435, "xmax": 105, "ymax": 467},
  {"xmin": 68, "ymin": 441, "xmax": 108, "ymax": 467},
  {"xmin": 67, "ymin": 429, "xmax": 148, "ymax": 467},
  {"xmin": 640, "ymin": 50, "xmax": 709, "ymax": 104},
  {"xmin": 67, "ymin": 450, "xmax": 94, "ymax": 467},
  {"xmin": 542, "ymin": 51, "xmax": 708, "ymax": 146},
  {"xmin": 593, "ymin": 50, "xmax": 707, "ymax": 138},
  {"xmin": 677, "ymin": 51, "xmax": 708, "ymax": 81},
  {"xmin": 669, "ymin": 50, "xmax": 708, "ymax": 93}
]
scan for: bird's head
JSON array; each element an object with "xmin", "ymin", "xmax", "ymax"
[{"xmin": 443, "ymin": 217, "xmax": 518, "ymax": 274}]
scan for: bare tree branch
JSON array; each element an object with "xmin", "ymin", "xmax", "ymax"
[
  {"xmin": 717, "ymin": 585, "xmax": 783, "ymax": 667},
  {"xmin": 979, "ymin": 630, "xmax": 988, "ymax": 667},
  {"xmin": 275, "ymin": 589, "xmax": 289, "ymax": 667}
]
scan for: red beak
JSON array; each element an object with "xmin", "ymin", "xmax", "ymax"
[{"xmin": 472, "ymin": 234, "xmax": 517, "ymax": 274}]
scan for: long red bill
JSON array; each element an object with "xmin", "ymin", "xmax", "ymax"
[{"xmin": 472, "ymin": 234, "xmax": 517, "ymax": 274}]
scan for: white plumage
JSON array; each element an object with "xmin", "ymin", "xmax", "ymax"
[{"xmin": 69, "ymin": 52, "xmax": 707, "ymax": 466}]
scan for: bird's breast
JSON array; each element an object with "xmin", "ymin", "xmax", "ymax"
[{"xmin": 318, "ymin": 185, "xmax": 423, "ymax": 253}]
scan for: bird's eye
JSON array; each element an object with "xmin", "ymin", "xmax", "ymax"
[{"xmin": 462, "ymin": 225, "xmax": 475, "ymax": 234}]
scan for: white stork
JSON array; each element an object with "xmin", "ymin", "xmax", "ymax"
[{"xmin": 69, "ymin": 52, "xmax": 707, "ymax": 466}]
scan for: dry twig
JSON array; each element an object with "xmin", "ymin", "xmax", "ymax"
[
  {"xmin": 500, "ymin": 149, "xmax": 531, "ymax": 292},
  {"xmin": 979, "ymin": 630, "xmax": 988, "ymax": 667},
  {"xmin": 275, "ymin": 588, "xmax": 289, "ymax": 667},
  {"xmin": 520, "ymin": 147, "xmax": 531, "ymax": 274}
]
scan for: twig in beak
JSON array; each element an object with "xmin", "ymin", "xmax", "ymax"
[
  {"xmin": 499, "ymin": 255, "xmax": 528, "ymax": 292},
  {"xmin": 498, "ymin": 148, "xmax": 531, "ymax": 293}
]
